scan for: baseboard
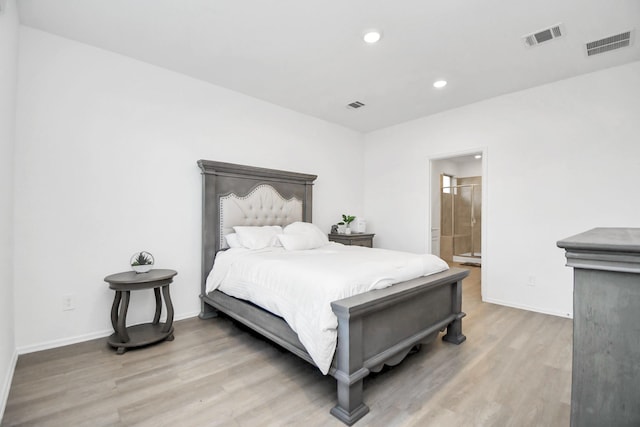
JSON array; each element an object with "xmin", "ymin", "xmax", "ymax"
[
  {"xmin": 0, "ymin": 348, "xmax": 18, "ymax": 422},
  {"xmin": 17, "ymin": 329, "xmax": 114, "ymax": 355},
  {"xmin": 176, "ymin": 310, "xmax": 201, "ymax": 321},
  {"xmin": 482, "ymin": 297, "xmax": 573, "ymax": 319},
  {"xmin": 17, "ymin": 310, "xmax": 202, "ymax": 355}
]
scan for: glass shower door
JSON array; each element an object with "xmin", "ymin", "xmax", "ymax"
[
  {"xmin": 453, "ymin": 184, "xmax": 473, "ymax": 258},
  {"xmin": 440, "ymin": 178, "xmax": 481, "ymax": 264}
]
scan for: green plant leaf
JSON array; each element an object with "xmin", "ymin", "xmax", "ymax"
[{"xmin": 132, "ymin": 252, "xmax": 153, "ymax": 266}]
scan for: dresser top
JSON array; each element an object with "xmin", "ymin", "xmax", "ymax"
[
  {"xmin": 328, "ymin": 233, "xmax": 375, "ymax": 238},
  {"xmin": 557, "ymin": 228, "xmax": 640, "ymax": 253}
]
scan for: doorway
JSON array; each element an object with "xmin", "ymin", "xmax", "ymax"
[{"xmin": 429, "ymin": 151, "xmax": 485, "ymax": 277}]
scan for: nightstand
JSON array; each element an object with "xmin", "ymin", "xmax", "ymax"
[
  {"xmin": 328, "ymin": 233, "xmax": 375, "ymax": 248},
  {"xmin": 104, "ymin": 269, "xmax": 177, "ymax": 354}
]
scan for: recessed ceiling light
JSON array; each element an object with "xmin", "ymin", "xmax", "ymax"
[
  {"xmin": 474, "ymin": 154, "xmax": 482, "ymax": 159},
  {"xmin": 433, "ymin": 80, "xmax": 447, "ymax": 89},
  {"xmin": 363, "ymin": 30, "xmax": 382, "ymax": 44}
]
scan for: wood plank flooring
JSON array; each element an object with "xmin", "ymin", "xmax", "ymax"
[{"xmin": 2, "ymin": 265, "xmax": 572, "ymax": 426}]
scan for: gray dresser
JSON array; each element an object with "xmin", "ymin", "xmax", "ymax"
[{"xmin": 557, "ymin": 228, "xmax": 640, "ymax": 427}]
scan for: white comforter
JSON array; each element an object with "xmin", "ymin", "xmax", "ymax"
[{"xmin": 206, "ymin": 242, "xmax": 449, "ymax": 374}]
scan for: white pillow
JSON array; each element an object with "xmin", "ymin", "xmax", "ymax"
[
  {"xmin": 224, "ymin": 233, "xmax": 242, "ymax": 248},
  {"xmin": 277, "ymin": 233, "xmax": 315, "ymax": 251},
  {"xmin": 233, "ymin": 225, "xmax": 283, "ymax": 249},
  {"xmin": 281, "ymin": 222, "xmax": 328, "ymax": 250}
]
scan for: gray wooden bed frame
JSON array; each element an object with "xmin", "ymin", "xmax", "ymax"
[{"xmin": 197, "ymin": 160, "xmax": 468, "ymax": 425}]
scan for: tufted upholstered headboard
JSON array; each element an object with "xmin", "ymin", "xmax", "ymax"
[
  {"xmin": 197, "ymin": 160, "xmax": 317, "ymax": 299},
  {"xmin": 219, "ymin": 184, "xmax": 303, "ymax": 248}
]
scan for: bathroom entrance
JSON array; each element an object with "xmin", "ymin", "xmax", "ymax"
[{"xmin": 430, "ymin": 152, "xmax": 483, "ymax": 266}]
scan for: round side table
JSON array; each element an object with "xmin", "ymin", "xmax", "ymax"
[{"xmin": 104, "ymin": 269, "xmax": 177, "ymax": 354}]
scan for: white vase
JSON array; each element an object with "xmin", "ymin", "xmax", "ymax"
[
  {"xmin": 345, "ymin": 227, "xmax": 352, "ymax": 235},
  {"xmin": 131, "ymin": 264, "xmax": 153, "ymax": 274}
]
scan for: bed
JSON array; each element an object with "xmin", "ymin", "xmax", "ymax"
[{"xmin": 197, "ymin": 160, "xmax": 469, "ymax": 425}]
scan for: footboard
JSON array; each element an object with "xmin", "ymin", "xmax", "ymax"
[{"xmin": 329, "ymin": 267, "xmax": 469, "ymax": 425}]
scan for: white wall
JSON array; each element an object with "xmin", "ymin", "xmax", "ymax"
[
  {"xmin": 0, "ymin": 0, "xmax": 18, "ymax": 419},
  {"xmin": 456, "ymin": 159, "xmax": 482, "ymax": 178},
  {"xmin": 364, "ymin": 60, "xmax": 640, "ymax": 317},
  {"xmin": 14, "ymin": 27, "xmax": 364, "ymax": 351}
]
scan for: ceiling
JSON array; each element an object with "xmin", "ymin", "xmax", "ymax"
[{"xmin": 16, "ymin": 0, "xmax": 640, "ymax": 132}]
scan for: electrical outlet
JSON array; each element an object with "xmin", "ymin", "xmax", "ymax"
[
  {"xmin": 526, "ymin": 276, "xmax": 536, "ymax": 287},
  {"xmin": 62, "ymin": 294, "xmax": 75, "ymax": 311}
]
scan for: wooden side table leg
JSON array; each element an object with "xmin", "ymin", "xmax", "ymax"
[
  {"xmin": 116, "ymin": 290, "xmax": 130, "ymax": 343},
  {"xmin": 110, "ymin": 291, "xmax": 122, "ymax": 332},
  {"xmin": 161, "ymin": 284, "xmax": 174, "ymax": 335},
  {"xmin": 153, "ymin": 287, "xmax": 162, "ymax": 325}
]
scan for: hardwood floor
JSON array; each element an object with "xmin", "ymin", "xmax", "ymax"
[{"xmin": 2, "ymin": 265, "xmax": 572, "ymax": 426}]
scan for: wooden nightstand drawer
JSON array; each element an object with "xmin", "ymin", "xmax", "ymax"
[{"xmin": 328, "ymin": 233, "xmax": 375, "ymax": 248}]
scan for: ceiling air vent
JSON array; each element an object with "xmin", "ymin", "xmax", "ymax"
[
  {"xmin": 523, "ymin": 23, "xmax": 564, "ymax": 47},
  {"xmin": 586, "ymin": 31, "xmax": 632, "ymax": 56},
  {"xmin": 346, "ymin": 101, "xmax": 365, "ymax": 110}
]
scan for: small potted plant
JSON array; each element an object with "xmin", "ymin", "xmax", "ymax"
[
  {"xmin": 340, "ymin": 214, "xmax": 356, "ymax": 235},
  {"xmin": 130, "ymin": 251, "xmax": 154, "ymax": 274}
]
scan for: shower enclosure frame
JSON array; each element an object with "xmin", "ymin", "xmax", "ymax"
[{"xmin": 441, "ymin": 182, "xmax": 481, "ymax": 263}]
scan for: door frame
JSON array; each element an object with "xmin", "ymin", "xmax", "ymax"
[{"xmin": 428, "ymin": 147, "xmax": 488, "ymax": 300}]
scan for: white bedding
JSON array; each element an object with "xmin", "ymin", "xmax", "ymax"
[{"xmin": 206, "ymin": 242, "xmax": 449, "ymax": 374}]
